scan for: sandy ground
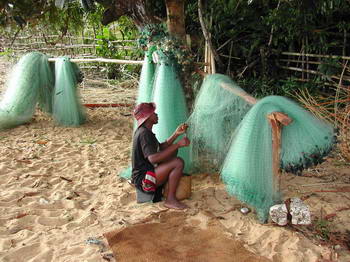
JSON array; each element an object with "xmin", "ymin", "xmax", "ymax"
[{"xmin": 0, "ymin": 56, "xmax": 349, "ymax": 262}]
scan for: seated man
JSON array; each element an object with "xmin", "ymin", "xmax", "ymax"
[{"xmin": 131, "ymin": 102, "xmax": 190, "ymax": 210}]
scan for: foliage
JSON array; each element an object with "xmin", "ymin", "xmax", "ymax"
[
  {"xmin": 0, "ymin": 48, "xmax": 13, "ymax": 57},
  {"xmin": 137, "ymin": 23, "xmax": 194, "ymax": 74},
  {"xmin": 314, "ymin": 218, "xmax": 331, "ymax": 240},
  {"xmin": 236, "ymin": 76, "xmax": 323, "ymax": 99},
  {"xmin": 2, "ymin": 0, "xmax": 350, "ymax": 95},
  {"xmin": 318, "ymin": 57, "xmax": 343, "ymax": 81},
  {"xmin": 94, "ymin": 17, "xmax": 142, "ymax": 79},
  {"xmin": 137, "ymin": 23, "xmax": 167, "ymax": 49}
]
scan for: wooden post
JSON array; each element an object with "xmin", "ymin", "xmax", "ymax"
[
  {"xmin": 204, "ymin": 42, "xmax": 212, "ymax": 74},
  {"xmin": 267, "ymin": 112, "xmax": 292, "ymax": 200},
  {"xmin": 210, "ymin": 43, "xmax": 216, "ymax": 74}
]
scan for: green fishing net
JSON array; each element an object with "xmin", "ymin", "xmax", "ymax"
[
  {"xmin": 220, "ymin": 95, "xmax": 335, "ymax": 222},
  {"xmin": 186, "ymin": 74, "xmax": 253, "ymax": 172},
  {"xmin": 136, "ymin": 47, "xmax": 156, "ymax": 104},
  {"xmin": 52, "ymin": 57, "xmax": 86, "ymax": 126},
  {"xmin": 185, "ymin": 73, "xmax": 335, "ymax": 222},
  {"xmin": 0, "ymin": 52, "xmax": 54, "ymax": 130},
  {"xmin": 38, "ymin": 61, "xmax": 55, "ymax": 114},
  {"xmin": 152, "ymin": 50, "xmax": 192, "ymax": 173}
]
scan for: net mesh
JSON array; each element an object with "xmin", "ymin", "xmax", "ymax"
[
  {"xmin": 187, "ymin": 74, "xmax": 253, "ymax": 173},
  {"xmin": 111, "ymin": 66, "xmax": 337, "ymax": 222},
  {"xmin": 0, "ymin": 52, "xmax": 54, "ymax": 130},
  {"xmin": 220, "ymin": 95, "xmax": 335, "ymax": 222},
  {"xmin": 52, "ymin": 57, "xmax": 86, "ymax": 126},
  {"xmin": 136, "ymin": 47, "xmax": 156, "ymax": 104},
  {"xmin": 152, "ymin": 50, "xmax": 191, "ymax": 173},
  {"xmin": 37, "ymin": 61, "xmax": 55, "ymax": 114},
  {"xmin": 185, "ymin": 74, "xmax": 335, "ymax": 222}
]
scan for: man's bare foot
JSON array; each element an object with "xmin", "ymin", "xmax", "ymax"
[{"xmin": 164, "ymin": 200, "xmax": 188, "ymax": 210}]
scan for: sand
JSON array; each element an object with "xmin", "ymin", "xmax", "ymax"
[{"xmin": 0, "ymin": 57, "xmax": 349, "ymax": 262}]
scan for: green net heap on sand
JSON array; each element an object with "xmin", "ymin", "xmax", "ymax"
[
  {"xmin": 186, "ymin": 74, "xmax": 253, "ymax": 173},
  {"xmin": 0, "ymin": 52, "xmax": 85, "ymax": 130},
  {"xmin": 0, "ymin": 52, "xmax": 54, "ymax": 129},
  {"xmin": 187, "ymin": 74, "xmax": 335, "ymax": 222}
]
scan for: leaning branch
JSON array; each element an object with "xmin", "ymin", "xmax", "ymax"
[{"xmin": 198, "ymin": 0, "xmax": 223, "ymax": 67}]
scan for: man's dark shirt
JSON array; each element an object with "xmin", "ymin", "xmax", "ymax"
[{"xmin": 131, "ymin": 126, "xmax": 159, "ymax": 187}]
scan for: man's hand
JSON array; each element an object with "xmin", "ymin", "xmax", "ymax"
[
  {"xmin": 175, "ymin": 123, "xmax": 188, "ymax": 136},
  {"xmin": 177, "ymin": 136, "xmax": 190, "ymax": 148}
]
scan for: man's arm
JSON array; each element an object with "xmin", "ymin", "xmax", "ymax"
[
  {"xmin": 160, "ymin": 123, "xmax": 188, "ymax": 150},
  {"xmin": 148, "ymin": 136, "xmax": 190, "ymax": 164}
]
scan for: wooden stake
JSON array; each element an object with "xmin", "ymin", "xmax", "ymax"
[
  {"xmin": 210, "ymin": 45, "xmax": 216, "ymax": 74},
  {"xmin": 198, "ymin": 0, "xmax": 223, "ymax": 67},
  {"xmin": 192, "ymin": 70, "xmax": 258, "ymax": 105},
  {"xmin": 267, "ymin": 112, "xmax": 292, "ymax": 199},
  {"xmin": 220, "ymin": 82, "xmax": 258, "ymax": 105}
]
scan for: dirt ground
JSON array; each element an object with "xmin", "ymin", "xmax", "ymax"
[{"xmin": 0, "ymin": 56, "xmax": 349, "ymax": 262}]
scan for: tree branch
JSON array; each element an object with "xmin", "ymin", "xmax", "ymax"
[{"xmin": 198, "ymin": 0, "xmax": 223, "ymax": 67}]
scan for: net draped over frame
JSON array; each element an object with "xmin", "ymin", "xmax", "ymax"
[
  {"xmin": 52, "ymin": 57, "xmax": 86, "ymax": 126},
  {"xmin": 152, "ymin": 50, "xmax": 192, "ymax": 173},
  {"xmin": 136, "ymin": 47, "xmax": 156, "ymax": 105},
  {"xmin": 186, "ymin": 74, "xmax": 253, "ymax": 173},
  {"xmin": 186, "ymin": 75, "xmax": 335, "ymax": 222},
  {"xmin": 0, "ymin": 52, "xmax": 54, "ymax": 130},
  {"xmin": 0, "ymin": 52, "xmax": 86, "ymax": 130},
  {"xmin": 116, "ymin": 52, "xmax": 335, "ymax": 221},
  {"xmin": 220, "ymin": 95, "xmax": 335, "ymax": 222}
]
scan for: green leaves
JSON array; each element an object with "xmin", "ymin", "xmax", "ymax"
[{"xmin": 55, "ymin": 0, "xmax": 66, "ymax": 9}]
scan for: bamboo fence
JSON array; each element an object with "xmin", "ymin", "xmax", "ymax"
[
  {"xmin": 278, "ymin": 51, "xmax": 350, "ymax": 86},
  {"xmin": 1, "ymin": 34, "xmax": 138, "ymax": 58}
]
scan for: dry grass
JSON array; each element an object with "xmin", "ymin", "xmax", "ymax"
[{"xmin": 292, "ymin": 66, "xmax": 350, "ymax": 162}]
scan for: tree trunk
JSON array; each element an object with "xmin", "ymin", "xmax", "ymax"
[
  {"xmin": 102, "ymin": 0, "xmax": 159, "ymax": 28},
  {"xmin": 165, "ymin": 0, "xmax": 186, "ymax": 42}
]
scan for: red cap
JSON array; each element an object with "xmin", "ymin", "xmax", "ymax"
[{"xmin": 133, "ymin": 102, "xmax": 156, "ymax": 127}]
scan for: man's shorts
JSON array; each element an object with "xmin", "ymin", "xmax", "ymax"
[{"xmin": 141, "ymin": 171, "xmax": 157, "ymax": 193}]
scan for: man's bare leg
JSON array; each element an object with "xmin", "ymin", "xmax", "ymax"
[{"xmin": 155, "ymin": 157, "xmax": 188, "ymax": 210}]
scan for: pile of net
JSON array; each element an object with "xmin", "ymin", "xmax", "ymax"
[
  {"xmin": 187, "ymin": 74, "xmax": 335, "ymax": 222},
  {"xmin": 186, "ymin": 74, "xmax": 254, "ymax": 173},
  {"xmin": 152, "ymin": 50, "xmax": 191, "ymax": 173},
  {"xmin": 220, "ymin": 95, "xmax": 335, "ymax": 221},
  {"xmin": 0, "ymin": 52, "xmax": 54, "ymax": 129},
  {"xmin": 135, "ymin": 46, "xmax": 156, "ymax": 105},
  {"xmin": 52, "ymin": 57, "xmax": 86, "ymax": 126},
  {"xmin": 118, "ymin": 45, "xmax": 335, "ymax": 222},
  {"xmin": 0, "ymin": 52, "xmax": 85, "ymax": 130}
]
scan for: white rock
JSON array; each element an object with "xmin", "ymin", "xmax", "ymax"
[
  {"xmin": 290, "ymin": 197, "xmax": 311, "ymax": 225},
  {"xmin": 269, "ymin": 204, "xmax": 288, "ymax": 226},
  {"xmin": 39, "ymin": 198, "xmax": 49, "ymax": 204}
]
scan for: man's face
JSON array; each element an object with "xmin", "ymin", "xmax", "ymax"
[{"xmin": 149, "ymin": 112, "xmax": 158, "ymax": 125}]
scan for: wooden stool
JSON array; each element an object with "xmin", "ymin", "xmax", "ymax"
[{"xmin": 163, "ymin": 175, "xmax": 192, "ymax": 201}]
